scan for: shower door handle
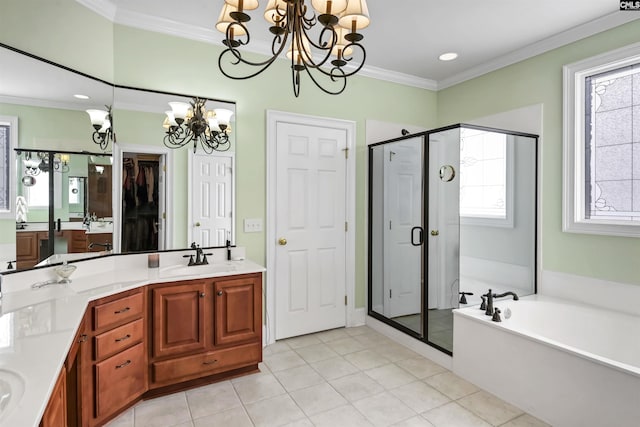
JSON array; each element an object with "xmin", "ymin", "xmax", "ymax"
[{"xmin": 410, "ymin": 227, "xmax": 423, "ymax": 246}]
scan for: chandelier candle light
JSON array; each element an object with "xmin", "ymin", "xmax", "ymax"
[
  {"xmin": 216, "ymin": 0, "xmax": 370, "ymax": 97},
  {"xmin": 163, "ymin": 97, "xmax": 234, "ymax": 153}
]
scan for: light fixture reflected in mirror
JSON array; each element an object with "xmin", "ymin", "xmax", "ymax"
[
  {"xmin": 87, "ymin": 106, "xmax": 115, "ymax": 151},
  {"xmin": 163, "ymin": 97, "xmax": 233, "ymax": 153}
]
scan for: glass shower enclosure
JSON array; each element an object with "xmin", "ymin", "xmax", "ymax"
[{"xmin": 368, "ymin": 124, "xmax": 538, "ymax": 355}]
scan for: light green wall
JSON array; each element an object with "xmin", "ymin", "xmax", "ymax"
[
  {"xmin": 437, "ymin": 20, "xmax": 640, "ymax": 286},
  {"xmin": 0, "ymin": 0, "xmax": 114, "ymax": 82}
]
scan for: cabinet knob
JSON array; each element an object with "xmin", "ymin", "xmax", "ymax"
[
  {"xmin": 199, "ymin": 292, "xmax": 206, "ymax": 298},
  {"xmin": 217, "ymin": 291, "xmax": 223, "ymax": 296}
]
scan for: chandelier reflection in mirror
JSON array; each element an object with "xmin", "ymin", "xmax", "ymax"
[
  {"xmin": 86, "ymin": 106, "xmax": 114, "ymax": 151},
  {"xmin": 163, "ymin": 97, "xmax": 234, "ymax": 153},
  {"xmin": 216, "ymin": 0, "xmax": 370, "ymax": 97},
  {"xmin": 21, "ymin": 151, "xmax": 70, "ymax": 176}
]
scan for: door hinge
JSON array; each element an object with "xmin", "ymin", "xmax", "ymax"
[
  {"xmin": 343, "ymin": 147, "xmax": 349, "ymax": 159},
  {"xmin": 344, "ymin": 295, "xmax": 347, "ymax": 306},
  {"xmin": 389, "ymin": 289, "xmax": 392, "ymax": 298},
  {"xmin": 389, "ymin": 220, "xmax": 392, "ymax": 230},
  {"xmin": 162, "ymin": 212, "xmax": 166, "ymax": 220},
  {"xmin": 345, "ymin": 221, "xmax": 348, "ymax": 232},
  {"xmin": 163, "ymin": 164, "xmax": 167, "ymax": 172}
]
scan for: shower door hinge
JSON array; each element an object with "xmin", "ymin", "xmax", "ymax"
[
  {"xmin": 345, "ymin": 222, "xmax": 348, "ymax": 232},
  {"xmin": 389, "ymin": 289, "xmax": 392, "ymax": 298},
  {"xmin": 344, "ymin": 295, "xmax": 347, "ymax": 306}
]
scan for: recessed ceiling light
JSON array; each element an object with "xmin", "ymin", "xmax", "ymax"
[
  {"xmin": 73, "ymin": 94, "xmax": 90, "ymax": 99},
  {"xmin": 438, "ymin": 52, "xmax": 458, "ymax": 61}
]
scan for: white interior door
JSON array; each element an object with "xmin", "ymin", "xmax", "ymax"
[
  {"xmin": 383, "ymin": 139, "xmax": 423, "ymax": 318},
  {"xmin": 190, "ymin": 153, "xmax": 234, "ymax": 247},
  {"xmin": 274, "ymin": 121, "xmax": 347, "ymax": 340}
]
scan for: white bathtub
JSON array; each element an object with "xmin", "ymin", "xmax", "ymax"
[{"xmin": 453, "ymin": 295, "xmax": 640, "ymax": 427}]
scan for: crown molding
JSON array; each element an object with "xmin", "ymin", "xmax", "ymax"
[
  {"xmin": 0, "ymin": 95, "xmax": 90, "ymax": 111},
  {"xmin": 437, "ymin": 13, "xmax": 640, "ymax": 90},
  {"xmin": 75, "ymin": 0, "xmax": 116, "ymax": 21},
  {"xmin": 358, "ymin": 65, "xmax": 438, "ymax": 91},
  {"xmin": 75, "ymin": 2, "xmax": 639, "ymax": 92}
]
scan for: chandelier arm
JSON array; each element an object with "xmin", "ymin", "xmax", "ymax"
[
  {"xmin": 303, "ymin": 26, "xmax": 336, "ymax": 69},
  {"xmin": 225, "ymin": 21, "xmax": 250, "ymax": 47},
  {"xmin": 303, "ymin": 65, "xmax": 347, "ymax": 95},
  {"xmin": 335, "ymin": 41, "xmax": 367, "ymax": 77},
  {"xmin": 219, "ymin": 48, "xmax": 282, "ymax": 80}
]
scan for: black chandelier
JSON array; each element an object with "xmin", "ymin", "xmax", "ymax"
[
  {"xmin": 216, "ymin": 0, "xmax": 370, "ymax": 97},
  {"xmin": 86, "ymin": 106, "xmax": 115, "ymax": 151},
  {"xmin": 163, "ymin": 97, "xmax": 234, "ymax": 153}
]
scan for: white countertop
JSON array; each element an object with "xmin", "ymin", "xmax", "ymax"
[{"xmin": 0, "ymin": 249, "xmax": 265, "ymax": 427}]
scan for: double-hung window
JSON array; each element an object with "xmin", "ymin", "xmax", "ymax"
[{"xmin": 563, "ymin": 42, "xmax": 640, "ymax": 237}]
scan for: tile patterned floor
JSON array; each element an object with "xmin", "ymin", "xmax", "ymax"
[{"xmin": 106, "ymin": 326, "xmax": 549, "ymax": 427}]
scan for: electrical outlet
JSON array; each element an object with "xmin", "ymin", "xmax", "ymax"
[{"xmin": 244, "ymin": 218, "xmax": 263, "ymax": 233}]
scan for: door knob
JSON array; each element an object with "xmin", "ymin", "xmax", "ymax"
[
  {"xmin": 278, "ymin": 237, "xmax": 287, "ymax": 246},
  {"xmin": 430, "ymin": 230, "xmax": 439, "ymax": 236},
  {"xmin": 195, "ymin": 222, "xmax": 201, "ymax": 227}
]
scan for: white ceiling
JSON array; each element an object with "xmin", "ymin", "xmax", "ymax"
[{"xmin": 98, "ymin": 0, "xmax": 639, "ymax": 89}]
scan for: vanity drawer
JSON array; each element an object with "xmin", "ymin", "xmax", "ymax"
[
  {"xmin": 95, "ymin": 342, "xmax": 146, "ymax": 418},
  {"xmin": 94, "ymin": 318, "xmax": 144, "ymax": 361},
  {"xmin": 152, "ymin": 342, "xmax": 261, "ymax": 385},
  {"xmin": 93, "ymin": 291, "xmax": 143, "ymax": 331}
]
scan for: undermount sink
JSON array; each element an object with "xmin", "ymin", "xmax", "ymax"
[
  {"xmin": 0, "ymin": 369, "xmax": 25, "ymax": 422},
  {"xmin": 159, "ymin": 263, "xmax": 237, "ymax": 277}
]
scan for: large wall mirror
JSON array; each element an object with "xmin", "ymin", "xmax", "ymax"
[{"xmin": 0, "ymin": 44, "xmax": 236, "ymax": 272}]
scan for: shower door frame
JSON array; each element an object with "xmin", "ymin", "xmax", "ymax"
[{"xmin": 367, "ymin": 123, "xmax": 539, "ymax": 357}]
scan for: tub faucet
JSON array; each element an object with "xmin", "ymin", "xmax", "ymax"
[{"xmin": 482, "ymin": 289, "xmax": 494, "ymax": 316}]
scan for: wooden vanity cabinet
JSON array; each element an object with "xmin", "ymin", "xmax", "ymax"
[
  {"xmin": 149, "ymin": 273, "xmax": 262, "ymax": 389},
  {"xmin": 81, "ymin": 288, "xmax": 147, "ymax": 426},
  {"xmin": 16, "ymin": 231, "xmax": 40, "ymax": 269}
]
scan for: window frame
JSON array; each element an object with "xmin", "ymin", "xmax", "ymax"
[
  {"xmin": 0, "ymin": 115, "xmax": 18, "ymax": 219},
  {"xmin": 459, "ymin": 131, "xmax": 515, "ymax": 229},
  {"xmin": 562, "ymin": 42, "xmax": 640, "ymax": 238}
]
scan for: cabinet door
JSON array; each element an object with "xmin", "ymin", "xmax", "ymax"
[
  {"xmin": 95, "ymin": 342, "xmax": 146, "ymax": 419},
  {"xmin": 152, "ymin": 282, "xmax": 207, "ymax": 358},
  {"xmin": 214, "ymin": 275, "xmax": 261, "ymax": 347},
  {"xmin": 40, "ymin": 368, "xmax": 67, "ymax": 427},
  {"xmin": 16, "ymin": 231, "xmax": 39, "ymax": 269}
]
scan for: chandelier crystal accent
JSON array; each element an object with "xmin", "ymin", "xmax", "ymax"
[
  {"xmin": 86, "ymin": 106, "xmax": 115, "ymax": 151},
  {"xmin": 163, "ymin": 97, "xmax": 234, "ymax": 153},
  {"xmin": 217, "ymin": 0, "xmax": 370, "ymax": 97}
]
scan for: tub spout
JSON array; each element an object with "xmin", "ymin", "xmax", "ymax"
[{"xmin": 494, "ymin": 291, "xmax": 519, "ymax": 301}]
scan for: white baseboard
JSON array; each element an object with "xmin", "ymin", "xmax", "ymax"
[
  {"xmin": 349, "ymin": 307, "xmax": 366, "ymax": 327},
  {"xmin": 540, "ymin": 270, "xmax": 640, "ymax": 317},
  {"xmin": 365, "ymin": 315, "xmax": 452, "ymax": 370}
]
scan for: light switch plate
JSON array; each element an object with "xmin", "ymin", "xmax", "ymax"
[{"xmin": 244, "ymin": 218, "xmax": 262, "ymax": 233}]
